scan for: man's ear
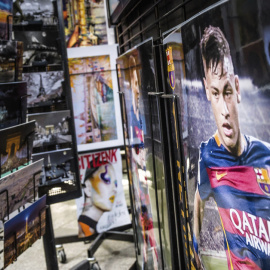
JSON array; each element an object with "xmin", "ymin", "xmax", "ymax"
[
  {"xmin": 235, "ymin": 75, "xmax": 241, "ymax": 103},
  {"xmin": 203, "ymin": 77, "xmax": 210, "ymax": 101}
]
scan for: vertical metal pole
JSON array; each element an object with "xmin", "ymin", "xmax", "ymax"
[{"xmin": 43, "ymin": 205, "xmax": 59, "ymax": 270}]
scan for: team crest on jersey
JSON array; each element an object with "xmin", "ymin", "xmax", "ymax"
[
  {"xmin": 254, "ymin": 168, "xmax": 270, "ymax": 196},
  {"xmin": 166, "ymin": 47, "xmax": 175, "ymax": 90}
]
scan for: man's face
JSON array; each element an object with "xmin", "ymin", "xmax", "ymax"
[
  {"xmin": 90, "ymin": 164, "xmax": 117, "ymax": 211},
  {"xmin": 204, "ymin": 57, "xmax": 241, "ymax": 154},
  {"xmin": 131, "ymin": 68, "xmax": 139, "ymax": 110}
]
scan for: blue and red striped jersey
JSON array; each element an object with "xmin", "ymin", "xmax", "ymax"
[{"xmin": 198, "ymin": 132, "xmax": 270, "ymax": 270}]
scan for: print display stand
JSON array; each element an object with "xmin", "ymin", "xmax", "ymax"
[
  {"xmin": 12, "ymin": 0, "xmax": 82, "ymax": 206},
  {"xmin": 8, "ymin": 0, "xmax": 76, "ymax": 268},
  {"xmin": 32, "ymin": 1, "xmax": 133, "ymax": 269},
  {"xmin": 54, "ymin": 93, "xmax": 135, "ymax": 269}
]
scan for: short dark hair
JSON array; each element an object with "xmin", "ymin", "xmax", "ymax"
[{"xmin": 200, "ymin": 26, "xmax": 231, "ymax": 76}]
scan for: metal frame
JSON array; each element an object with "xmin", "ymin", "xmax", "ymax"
[
  {"xmin": 88, "ymin": 229, "xmax": 134, "ymax": 258},
  {"xmin": 115, "ymin": 0, "xmax": 191, "ymax": 54},
  {"xmin": 43, "ymin": 206, "xmax": 59, "ymax": 270}
]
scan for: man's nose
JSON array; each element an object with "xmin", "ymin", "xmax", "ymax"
[{"xmin": 221, "ymin": 97, "xmax": 229, "ymax": 117}]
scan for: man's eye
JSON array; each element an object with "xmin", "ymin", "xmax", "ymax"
[
  {"xmin": 225, "ymin": 90, "xmax": 232, "ymax": 97},
  {"xmin": 213, "ymin": 92, "xmax": 218, "ymax": 97}
]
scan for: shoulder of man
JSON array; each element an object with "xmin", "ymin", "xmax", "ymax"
[
  {"xmin": 199, "ymin": 135, "xmax": 217, "ymax": 156},
  {"xmin": 245, "ymin": 134, "xmax": 270, "ymax": 152}
]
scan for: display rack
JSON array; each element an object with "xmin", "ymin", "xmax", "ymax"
[{"xmin": 12, "ymin": 0, "xmax": 82, "ymax": 205}]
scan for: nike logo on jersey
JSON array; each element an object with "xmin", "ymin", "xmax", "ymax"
[{"xmin": 216, "ymin": 171, "xmax": 227, "ymax": 180}]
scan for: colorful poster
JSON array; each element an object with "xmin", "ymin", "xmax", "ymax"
[
  {"xmin": 0, "ymin": 121, "xmax": 35, "ymax": 177},
  {"xmin": 68, "ymin": 45, "xmax": 123, "ymax": 152},
  {"xmin": 0, "ymin": 159, "xmax": 43, "ymax": 220},
  {"xmin": 76, "ymin": 148, "xmax": 130, "ymax": 237},
  {"xmin": 0, "ymin": 81, "xmax": 27, "ymax": 129},
  {"xmin": 64, "ymin": 0, "xmax": 110, "ymax": 48},
  {"xmin": 163, "ymin": 0, "xmax": 270, "ymax": 269},
  {"xmin": 117, "ymin": 39, "xmax": 163, "ymax": 270},
  {"xmin": 0, "ymin": 0, "xmax": 12, "ymax": 40},
  {"xmin": 4, "ymin": 195, "xmax": 46, "ymax": 269}
]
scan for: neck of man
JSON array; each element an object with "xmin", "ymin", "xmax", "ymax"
[{"xmin": 227, "ymin": 132, "xmax": 246, "ymax": 156}]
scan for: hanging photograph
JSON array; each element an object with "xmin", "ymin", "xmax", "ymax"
[
  {"xmin": 13, "ymin": 30, "xmax": 62, "ymax": 66},
  {"xmin": 22, "ymin": 70, "xmax": 65, "ymax": 109},
  {"xmin": 0, "ymin": 0, "xmax": 12, "ymax": 40},
  {"xmin": 0, "ymin": 81, "xmax": 27, "ymax": 129},
  {"xmin": 117, "ymin": 39, "xmax": 164, "ymax": 270},
  {"xmin": 0, "ymin": 120, "xmax": 35, "ymax": 177},
  {"xmin": 76, "ymin": 148, "xmax": 130, "ymax": 237},
  {"xmin": 32, "ymin": 148, "xmax": 75, "ymax": 185},
  {"xmin": 0, "ymin": 40, "xmax": 23, "ymax": 83},
  {"xmin": 4, "ymin": 195, "xmax": 46, "ymax": 269},
  {"xmin": 0, "ymin": 159, "xmax": 43, "ymax": 221},
  {"xmin": 28, "ymin": 110, "xmax": 72, "ymax": 153},
  {"xmin": 63, "ymin": 0, "xmax": 110, "ymax": 48},
  {"xmin": 162, "ymin": 0, "xmax": 270, "ymax": 269},
  {"xmin": 13, "ymin": 0, "xmax": 58, "ymax": 26},
  {"xmin": 68, "ymin": 45, "xmax": 123, "ymax": 152}
]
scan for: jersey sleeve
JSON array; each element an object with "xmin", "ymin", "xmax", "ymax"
[{"xmin": 198, "ymin": 148, "xmax": 212, "ymax": 201}]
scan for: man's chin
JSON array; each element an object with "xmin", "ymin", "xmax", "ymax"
[{"xmin": 222, "ymin": 137, "xmax": 237, "ymax": 153}]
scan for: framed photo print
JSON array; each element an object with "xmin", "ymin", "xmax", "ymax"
[{"xmin": 68, "ymin": 44, "xmax": 123, "ymax": 152}]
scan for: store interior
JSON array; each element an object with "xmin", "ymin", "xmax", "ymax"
[{"xmin": 0, "ymin": 0, "xmax": 270, "ymax": 269}]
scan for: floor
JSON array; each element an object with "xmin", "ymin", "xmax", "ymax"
[{"xmin": 5, "ymin": 177, "xmax": 136, "ymax": 270}]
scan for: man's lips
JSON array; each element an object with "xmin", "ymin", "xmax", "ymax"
[{"xmin": 222, "ymin": 123, "xmax": 232, "ymax": 137}]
